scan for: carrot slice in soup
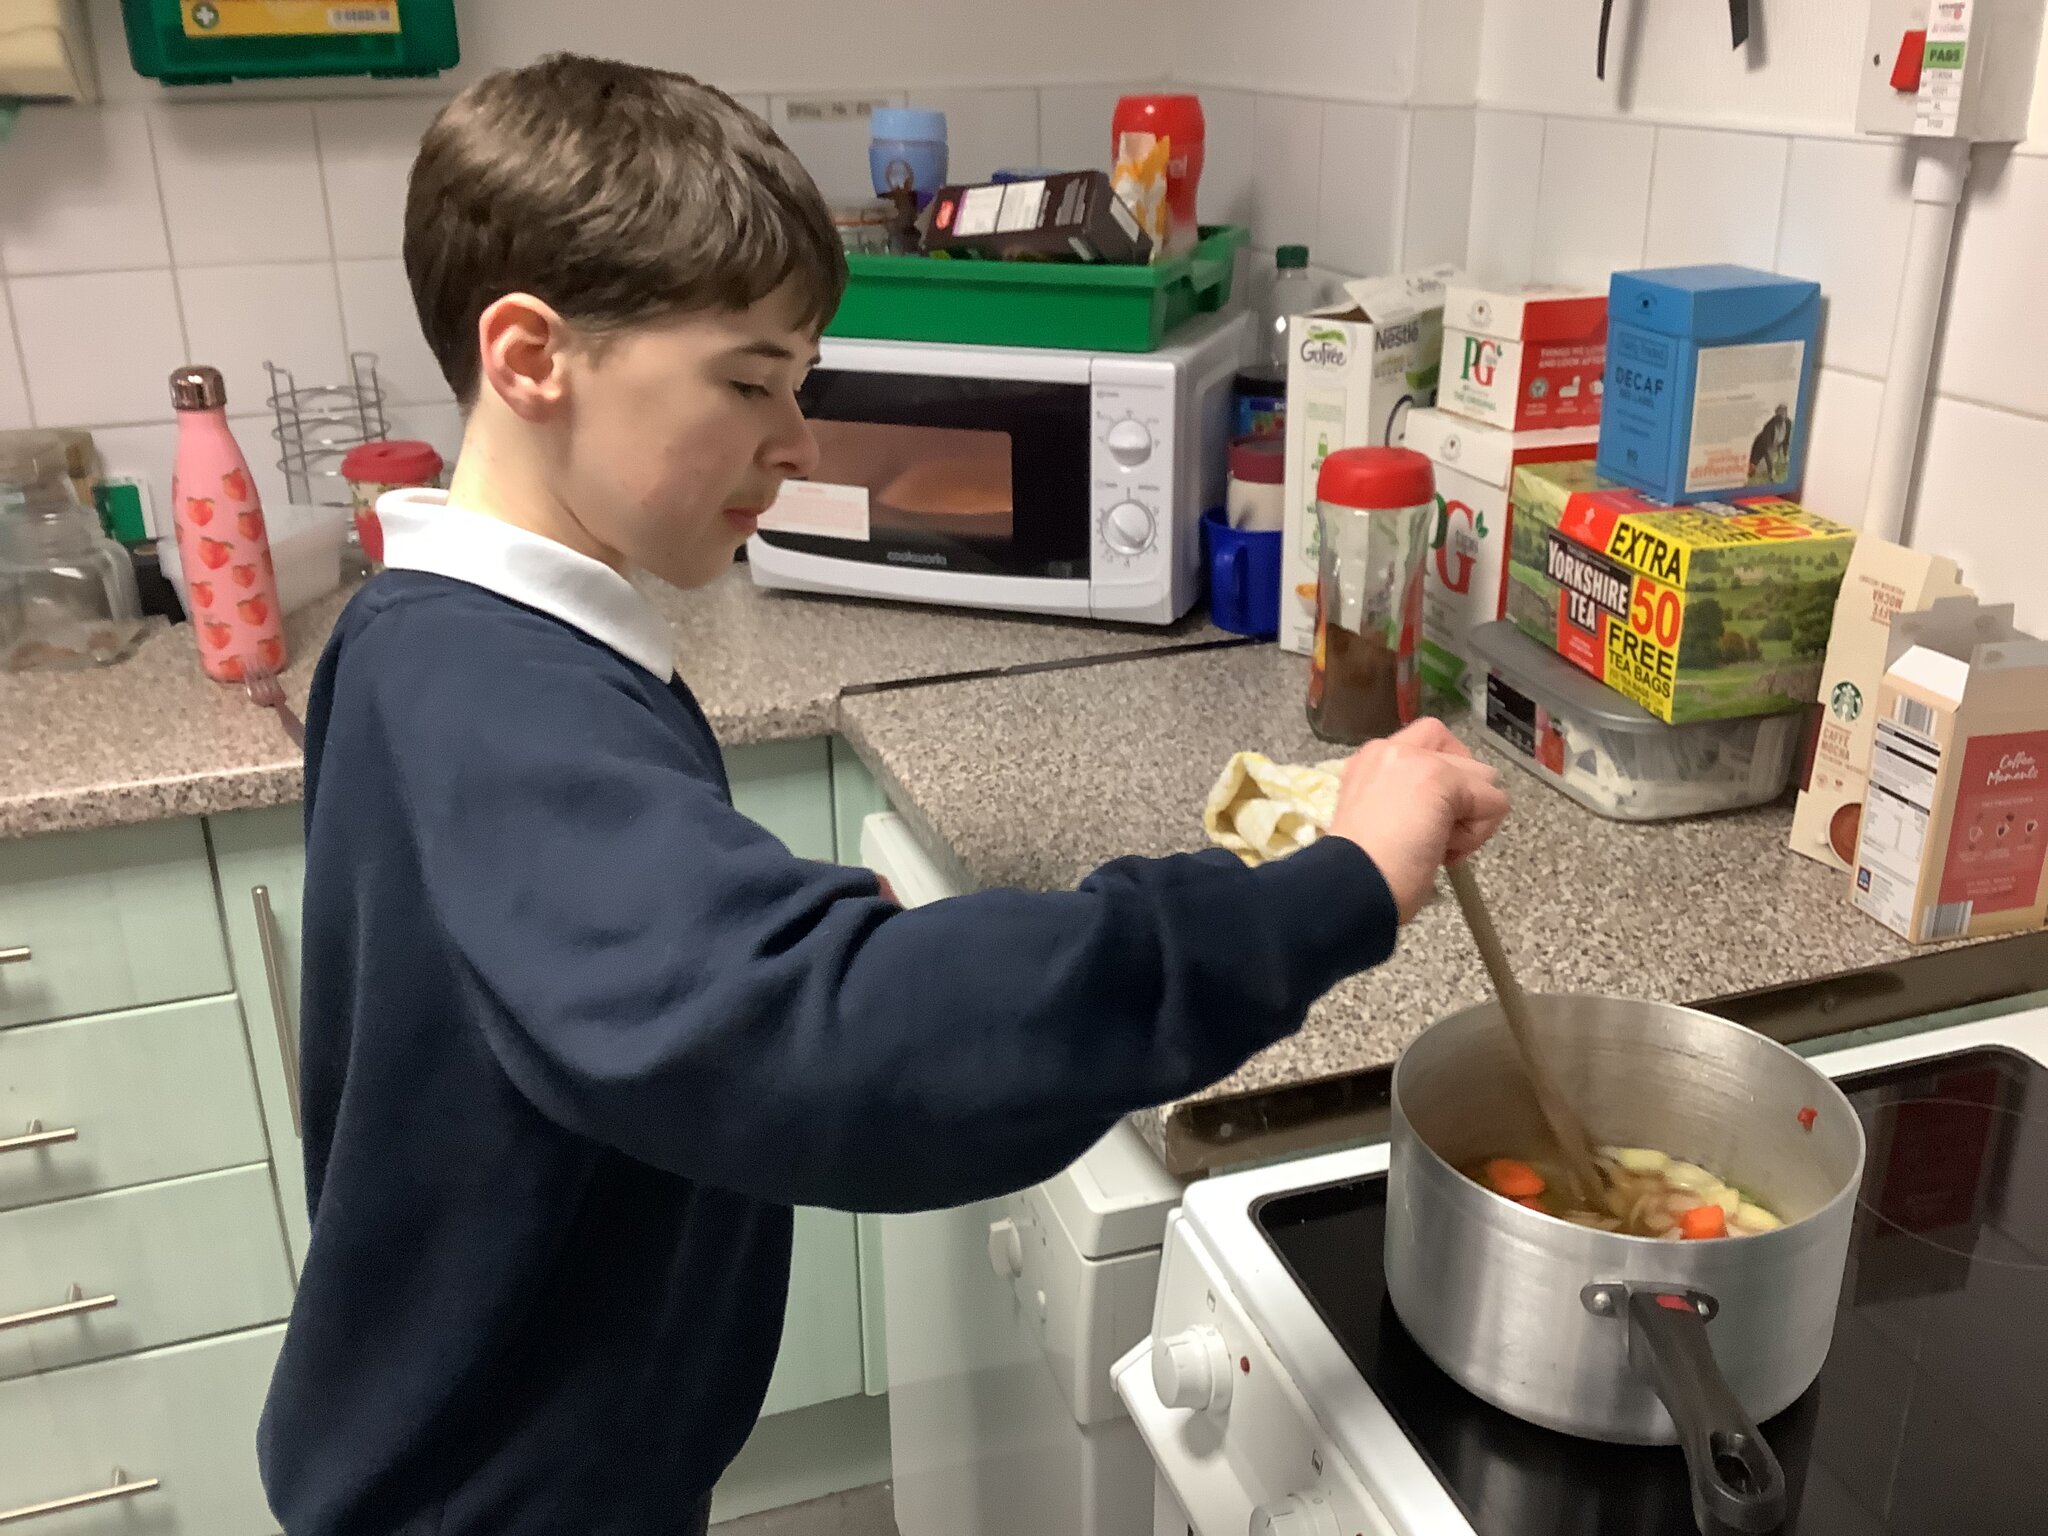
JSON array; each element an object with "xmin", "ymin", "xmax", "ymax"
[
  {"xmin": 1678, "ymin": 1204, "xmax": 1728, "ymax": 1240},
  {"xmin": 1484, "ymin": 1159, "xmax": 1546, "ymax": 1199}
]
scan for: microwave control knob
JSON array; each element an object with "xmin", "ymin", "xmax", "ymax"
[
  {"xmin": 1250, "ymin": 1493, "xmax": 1340, "ymax": 1536},
  {"xmin": 1103, "ymin": 500, "xmax": 1156, "ymax": 555},
  {"xmin": 987, "ymin": 1218, "xmax": 1024, "ymax": 1280},
  {"xmin": 1106, "ymin": 417, "xmax": 1153, "ymax": 466},
  {"xmin": 1152, "ymin": 1326, "xmax": 1233, "ymax": 1415}
]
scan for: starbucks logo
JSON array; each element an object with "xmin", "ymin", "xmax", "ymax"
[{"xmin": 1830, "ymin": 680, "xmax": 1862, "ymax": 723}]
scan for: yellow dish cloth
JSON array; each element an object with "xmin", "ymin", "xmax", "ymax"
[{"xmin": 1203, "ymin": 751, "xmax": 1348, "ymax": 866}]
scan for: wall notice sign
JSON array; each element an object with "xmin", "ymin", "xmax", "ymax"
[
  {"xmin": 183, "ymin": 1, "xmax": 400, "ymax": 35},
  {"xmin": 1914, "ymin": 0, "xmax": 1973, "ymax": 136}
]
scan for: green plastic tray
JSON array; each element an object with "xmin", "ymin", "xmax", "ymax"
[{"xmin": 827, "ymin": 225, "xmax": 1249, "ymax": 353}]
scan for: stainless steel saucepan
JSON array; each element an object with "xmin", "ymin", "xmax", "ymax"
[{"xmin": 1384, "ymin": 995, "xmax": 1865, "ymax": 1534}]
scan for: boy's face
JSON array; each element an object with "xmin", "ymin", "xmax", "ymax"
[{"xmin": 556, "ymin": 285, "xmax": 821, "ymax": 589}]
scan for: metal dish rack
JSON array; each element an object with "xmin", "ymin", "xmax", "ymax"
[{"xmin": 265, "ymin": 352, "xmax": 388, "ymax": 507}]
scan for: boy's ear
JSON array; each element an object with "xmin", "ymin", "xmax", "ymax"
[{"xmin": 475, "ymin": 292, "xmax": 570, "ymax": 421}]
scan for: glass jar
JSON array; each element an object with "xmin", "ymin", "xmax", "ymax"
[
  {"xmin": 0, "ymin": 432, "xmax": 147, "ymax": 672},
  {"xmin": 1306, "ymin": 447, "xmax": 1433, "ymax": 744}
]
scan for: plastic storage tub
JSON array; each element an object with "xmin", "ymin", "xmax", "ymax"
[
  {"xmin": 1468, "ymin": 621, "xmax": 1801, "ymax": 821},
  {"xmin": 827, "ymin": 225, "xmax": 1248, "ymax": 352}
]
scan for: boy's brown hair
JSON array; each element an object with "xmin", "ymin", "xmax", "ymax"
[{"xmin": 404, "ymin": 53, "xmax": 846, "ymax": 405}]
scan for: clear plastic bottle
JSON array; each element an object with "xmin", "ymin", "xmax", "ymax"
[
  {"xmin": 0, "ymin": 432, "xmax": 146, "ymax": 672},
  {"xmin": 1233, "ymin": 245, "xmax": 1323, "ymax": 440}
]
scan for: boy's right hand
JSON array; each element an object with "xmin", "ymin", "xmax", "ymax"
[{"xmin": 1326, "ymin": 719, "xmax": 1511, "ymax": 923}]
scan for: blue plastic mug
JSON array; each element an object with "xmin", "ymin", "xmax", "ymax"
[{"xmin": 1202, "ymin": 507, "xmax": 1281, "ymax": 638}]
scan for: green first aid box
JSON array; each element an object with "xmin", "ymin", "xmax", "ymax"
[{"xmin": 122, "ymin": 0, "xmax": 458, "ymax": 85}]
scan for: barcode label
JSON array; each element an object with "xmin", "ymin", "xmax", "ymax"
[
  {"xmin": 1892, "ymin": 695, "xmax": 1936, "ymax": 737},
  {"xmin": 1923, "ymin": 900, "xmax": 1973, "ymax": 941}
]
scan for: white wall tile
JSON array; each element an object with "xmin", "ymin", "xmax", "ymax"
[
  {"xmin": 1316, "ymin": 103, "xmax": 1409, "ymax": 278},
  {"xmin": 1796, "ymin": 368, "xmax": 1882, "ymax": 530},
  {"xmin": 178, "ymin": 263, "xmax": 348, "ymax": 417},
  {"xmin": 314, "ymin": 97, "xmax": 448, "ymax": 262},
  {"xmin": 727, "ymin": 95, "xmax": 771, "ymax": 121},
  {"xmin": 1037, "ymin": 85, "xmax": 1124, "ymax": 177},
  {"xmin": 1936, "ymin": 151, "xmax": 2048, "ymax": 420},
  {"xmin": 11, "ymin": 270, "xmax": 189, "ymax": 427},
  {"xmin": 769, "ymin": 92, "xmax": 907, "ymax": 206},
  {"xmin": 1414, "ymin": 0, "xmax": 1484, "ymax": 106},
  {"xmin": 87, "ymin": 421, "xmax": 179, "ymax": 534},
  {"xmin": 1172, "ymin": 0, "xmax": 1418, "ymax": 101},
  {"xmin": 1252, "ymin": 95, "xmax": 1323, "ymax": 253},
  {"xmin": 1911, "ymin": 396, "xmax": 2048, "ymax": 634},
  {"xmin": 914, "ymin": 88, "xmax": 1038, "ymax": 185},
  {"xmin": 1403, "ymin": 107, "xmax": 1474, "ymax": 269},
  {"xmin": 1530, "ymin": 116, "xmax": 1653, "ymax": 289},
  {"xmin": 0, "ymin": 293, "xmax": 30, "ymax": 430},
  {"xmin": 0, "ymin": 106, "xmax": 170, "ymax": 275},
  {"xmin": 151, "ymin": 102, "xmax": 332, "ymax": 266},
  {"xmin": 1773, "ymin": 137, "xmax": 1913, "ymax": 381},
  {"xmin": 384, "ymin": 400, "xmax": 468, "ymax": 475},
  {"xmin": 336, "ymin": 258, "xmax": 448, "ymax": 406},
  {"xmin": 1193, "ymin": 88, "xmax": 1256, "ymax": 229},
  {"xmin": 1464, "ymin": 109, "xmax": 1544, "ymax": 285},
  {"xmin": 1641, "ymin": 127, "xmax": 1789, "ymax": 270},
  {"xmin": 227, "ymin": 413, "xmax": 298, "ymax": 515}
]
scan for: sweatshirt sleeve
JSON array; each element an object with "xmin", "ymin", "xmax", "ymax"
[{"xmin": 360, "ymin": 604, "xmax": 1399, "ymax": 1213}]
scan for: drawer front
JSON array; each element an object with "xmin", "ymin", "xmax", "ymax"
[
  {"xmin": 0, "ymin": 1167, "xmax": 293, "ymax": 1382},
  {"xmin": 0, "ymin": 1325, "xmax": 283, "ymax": 1535},
  {"xmin": 0, "ymin": 821, "xmax": 232, "ymax": 1032},
  {"xmin": 0, "ymin": 999, "xmax": 269, "ymax": 1213}
]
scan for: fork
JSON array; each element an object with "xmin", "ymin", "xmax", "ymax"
[{"xmin": 244, "ymin": 663, "xmax": 306, "ymax": 750}]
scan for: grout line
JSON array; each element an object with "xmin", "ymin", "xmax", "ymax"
[
  {"xmin": 138, "ymin": 109, "xmax": 191, "ymax": 359},
  {"xmin": 1920, "ymin": 385, "xmax": 2048, "ymax": 428},
  {"xmin": 1766, "ymin": 134, "xmax": 1797, "ymax": 274},
  {"xmin": 0, "ymin": 277, "xmax": 34, "ymax": 427}
]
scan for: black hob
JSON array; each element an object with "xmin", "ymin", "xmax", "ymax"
[{"xmin": 1256, "ymin": 1047, "xmax": 2048, "ymax": 1536}]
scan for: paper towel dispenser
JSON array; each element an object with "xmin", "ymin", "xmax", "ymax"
[{"xmin": 0, "ymin": 0, "xmax": 97, "ymax": 102}]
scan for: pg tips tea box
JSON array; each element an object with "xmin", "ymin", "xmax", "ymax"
[
  {"xmin": 1851, "ymin": 598, "xmax": 2048, "ymax": 943},
  {"xmin": 1279, "ymin": 264, "xmax": 1462, "ymax": 655},
  {"xmin": 1403, "ymin": 407, "xmax": 1596, "ymax": 706},
  {"xmin": 1506, "ymin": 460, "xmax": 1855, "ymax": 724},
  {"xmin": 1440, "ymin": 283, "xmax": 1607, "ymax": 432}
]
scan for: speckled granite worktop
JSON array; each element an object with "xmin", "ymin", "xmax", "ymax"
[
  {"xmin": 837, "ymin": 643, "xmax": 2048, "ymax": 1172},
  {"xmin": 0, "ymin": 567, "xmax": 1224, "ymax": 840}
]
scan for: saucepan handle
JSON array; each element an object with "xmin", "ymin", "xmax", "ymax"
[{"xmin": 1626, "ymin": 1289, "xmax": 1787, "ymax": 1534}]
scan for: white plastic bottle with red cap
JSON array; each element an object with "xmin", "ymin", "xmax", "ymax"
[
  {"xmin": 169, "ymin": 365, "xmax": 287, "ymax": 683},
  {"xmin": 1306, "ymin": 446, "xmax": 1435, "ymax": 744}
]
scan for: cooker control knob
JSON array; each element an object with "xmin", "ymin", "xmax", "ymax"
[
  {"xmin": 987, "ymin": 1218, "xmax": 1023, "ymax": 1280},
  {"xmin": 1106, "ymin": 418, "xmax": 1154, "ymax": 467},
  {"xmin": 1103, "ymin": 500, "xmax": 1156, "ymax": 555},
  {"xmin": 1152, "ymin": 1326, "xmax": 1233, "ymax": 1414},
  {"xmin": 1249, "ymin": 1493, "xmax": 1340, "ymax": 1536}
]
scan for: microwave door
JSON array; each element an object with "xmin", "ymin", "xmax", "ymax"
[{"xmin": 757, "ymin": 368, "xmax": 1093, "ymax": 581}]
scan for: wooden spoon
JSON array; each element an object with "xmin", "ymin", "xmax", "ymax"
[{"xmin": 1445, "ymin": 860, "xmax": 1606, "ymax": 1204}]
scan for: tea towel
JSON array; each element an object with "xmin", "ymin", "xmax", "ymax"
[{"xmin": 1203, "ymin": 751, "xmax": 1347, "ymax": 866}]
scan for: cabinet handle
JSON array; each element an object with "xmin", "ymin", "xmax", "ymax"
[
  {"xmin": 0, "ymin": 1470, "xmax": 160, "ymax": 1526},
  {"xmin": 0, "ymin": 1283, "xmax": 117, "ymax": 1332},
  {"xmin": 252, "ymin": 886, "xmax": 302, "ymax": 1138},
  {"xmin": 0, "ymin": 1121, "xmax": 77, "ymax": 1156},
  {"xmin": 0, "ymin": 946, "xmax": 29, "ymax": 966}
]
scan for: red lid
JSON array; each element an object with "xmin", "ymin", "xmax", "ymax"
[
  {"xmin": 1228, "ymin": 436, "xmax": 1284, "ymax": 485},
  {"xmin": 1317, "ymin": 446, "xmax": 1433, "ymax": 509},
  {"xmin": 341, "ymin": 438, "xmax": 444, "ymax": 485}
]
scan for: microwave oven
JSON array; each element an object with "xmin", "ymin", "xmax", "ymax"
[{"xmin": 746, "ymin": 309, "xmax": 1249, "ymax": 624}]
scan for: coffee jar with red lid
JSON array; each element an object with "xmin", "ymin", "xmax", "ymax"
[{"xmin": 1306, "ymin": 446, "xmax": 1433, "ymax": 744}]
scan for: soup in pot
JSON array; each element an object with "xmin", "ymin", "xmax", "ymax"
[{"xmin": 1462, "ymin": 1146, "xmax": 1782, "ymax": 1239}]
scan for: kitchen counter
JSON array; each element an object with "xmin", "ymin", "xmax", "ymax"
[
  {"xmin": 0, "ymin": 566, "xmax": 1227, "ymax": 840},
  {"xmin": 837, "ymin": 643, "xmax": 2048, "ymax": 1173}
]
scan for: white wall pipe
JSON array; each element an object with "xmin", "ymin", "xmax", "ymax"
[{"xmin": 1863, "ymin": 136, "xmax": 1973, "ymax": 543}]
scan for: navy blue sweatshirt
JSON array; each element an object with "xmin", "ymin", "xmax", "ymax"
[{"xmin": 258, "ymin": 571, "xmax": 1399, "ymax": 1535}]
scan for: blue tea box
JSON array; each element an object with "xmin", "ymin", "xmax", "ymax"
[{"xmin": 1597, "ymin": 265, "xmax": 1820, "ymax": 505}]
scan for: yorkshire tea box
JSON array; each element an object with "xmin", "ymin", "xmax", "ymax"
[
  {"xmin": 1506, "ymin": 460, "xmax": 1854, "ymax": 725},
  {"xmin": 1404, "ymin": 408, "xmax": 1596, "ymax": 705},
  {"xmin": 1789, "ymin": 539, "xmax": 1973, "ymax": 872},
  {"xmin": 1440, "ymin": 283, "xmax": 1606, "ymax": 432},
  {"xmin": 1598, "ymin": 265, "xmax": 1819, "ymax": 504},
  {"xmin": 1279, "ymin": 264, "xmax": 1462, "ymax": 654},
  {"xmin": 1851, "ymin": 599, "xmax": 2048, "ymax": 944}
]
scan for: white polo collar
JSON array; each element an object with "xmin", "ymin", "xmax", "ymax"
[{"xmin": 374, "ymin": 489, "xmax": 675, "ymax": 680}]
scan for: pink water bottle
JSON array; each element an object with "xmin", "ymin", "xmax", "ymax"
[{"xmin": 169, "ymin": 366, "xmax": 286, "ymax": 683}]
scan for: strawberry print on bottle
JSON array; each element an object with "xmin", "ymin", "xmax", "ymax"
[{"xmin": 169, "ymin": 366, "xmax": 287, "ymax": 685}]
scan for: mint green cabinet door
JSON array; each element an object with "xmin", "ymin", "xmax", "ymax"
[
  {"xmin": 758, "ymin": 1208, "xmax": 865, "ymax": 1417},
  {"xmin": 0, "ymin": 1325, "xmax": 284, "ymax": 1535},
  {"xmin": 829, "ymin": 738, "xmax": 891, "ymax": 867},
  {"xmin": 726, "ymin": 739, "xmax": 836, "ymax": 861},
  {"xmin": 206, "ymin": 807, "xmax": 310, "ymax": 1273},
  {"xmin": 0, "ymin": 821, "xmax": 231, "ymax": 1031}
]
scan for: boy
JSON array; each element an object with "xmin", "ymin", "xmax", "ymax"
[{"xmin": 258, "ymin": 53, "xmax": 1509, "ymax": 1536}]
